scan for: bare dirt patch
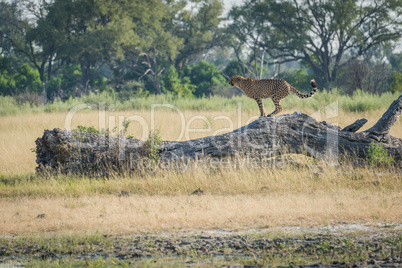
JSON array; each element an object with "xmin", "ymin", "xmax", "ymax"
[{"xmin": 0, "ymin": 224, "xmax": 400, "ymax": 267}]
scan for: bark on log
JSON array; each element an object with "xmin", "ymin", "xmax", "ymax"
[
  {"xmin": 341, "ymin": 119, "xmax": 368, "ymax": 132},
  {"xmin": 365, "ymin": 95, "xmax": 402, "ymax": 135},
  {"xmin": 36, "ymin": 95, "xmax": 402, "ymax": 174}
]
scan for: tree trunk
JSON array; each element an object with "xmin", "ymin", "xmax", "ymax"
[
  {"xmin": 35, "ymin": 96, "xmax": 402, "ymax": 175},
  {"xmin": 80, "ymin": 58, "xmax": 93, "ymax": 94}
]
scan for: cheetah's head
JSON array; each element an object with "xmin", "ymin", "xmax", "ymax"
[{"xmin": 229, "ymin": 76, "xmax": 243, "ymax": 87}]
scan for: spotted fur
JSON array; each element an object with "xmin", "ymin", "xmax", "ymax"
[{"xmin": 229, "ymin": 76, "xmax": 317, "ymax": 117}]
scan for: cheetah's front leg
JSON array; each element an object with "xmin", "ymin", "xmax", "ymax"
[
  {"xmin": 266, "ymin": 99, "xmax": 283, "ymax": 117},
  {"xmin": 255, "ymin": 99, "xmax": 265, "ymax": 117}
]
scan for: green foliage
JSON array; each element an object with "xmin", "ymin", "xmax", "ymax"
[
  {"xmin": 223, "ymin": 60, "xmax": 244, "ymax": 78},
  {"xmin": 172, "ymin": 0, "xmax": 224, "ymax": 68},
  {"xmin": 0, "ymin": 96, "xmax": 20, "ymax": 115},
  {"xmin": 0, "ymin": 56, "xmax": 16, "ymax": 95},
  {"xmin": 141, "ymin": 130, "xmax": 162, "ymax": 169},
  {"xmin": 1, "ymin": 0, "xmax": 401, "ymax": 99},
  {"xmin": 0, "ymin": 57, "xmax": 41, "ymax": 95},
  {"xmin": 389, "ymin": 53, "xmax": 402, "ymax": 71},
  {"xmin": 116, "ymin": 80, "xmax": 148, "ymax": 101},
  {"xmin": 74, "ymin": 125, "xmax": 100, "ymax": 135},
  {"xmin": 33, "ymin": 0, "xmax": 148, "ymax": 92},
  {"xmin": 121, "ymin": 119, "xmax": 131, "ymax": 138},
  {"xmin": 72, "ymin": 125, "xmax": 100, "ymax": 142},
  {"xmin": 14, "ymin": 64, "xmax": 42, "ymax": 93},
  {"xmin": 162, "ymin": 65, "xmax": 195, "ymax": 97},
  {"xmin": 46, "ymin": 64, "xmax": 83, "ymax": 99},
  {"xmin": 389, "ymin": 72, "xmax": 402, "ymax": 93},
  {"xmin": 183, "ymin": 60, "xmax": 226, "ymax": 97},
  {"xmin": 388, "ymin": 53, "xmax": 402, "ymax": 93},
  {"xmin": 368, "ymin": 141, "xmax": 394, "ymax": 167},
  {"xmin": 72, "ymin": 120, "xmax": 135, "ymax": 140},
  {"xmin": 227, "ymin": 0, "xmax": 402, "ymax": 87},
  {"xmin": 281, "ymin": 68, "xmax": 311, "ymax": 91},
  {"xmin": 14, "ymin": 92, "xmax": 45, "ymax": 107}
]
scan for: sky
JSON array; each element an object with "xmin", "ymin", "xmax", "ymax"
[{"xmin": 223, "ymin": 0, "xmax": 244, "ymax": 14}]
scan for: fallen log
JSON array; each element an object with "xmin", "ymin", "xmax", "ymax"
[
  {"xmin": 341, "ymin": 119, "xmax": 368, "ymax": 132},
  {"xmin": 36, "ymin": 95, "xmax": 402, "ymax": 174}
]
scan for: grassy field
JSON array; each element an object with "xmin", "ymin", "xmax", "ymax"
[
  {"xmin": 1, "ymin": 105, "xmax": 401, "ymax": 175},
  {"xmin": 1, "ymin": 89, "xmax": 400, "ymax": 116},
  {"xmin": 0, "ymin": 93, "xmax": 401, "ymax": 266}
]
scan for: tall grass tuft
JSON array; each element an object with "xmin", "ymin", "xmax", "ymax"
[{"xmin": 338, "ymin": 90, "xmax": 398, "ymax": 112}]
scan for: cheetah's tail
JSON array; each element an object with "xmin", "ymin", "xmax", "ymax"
[{"xmin": 290, "ymin": 79, "xmax": 317, "ymax": 99}]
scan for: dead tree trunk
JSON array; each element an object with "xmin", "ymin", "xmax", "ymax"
[{"xmin": 36, "ymin": 95, "xmax": 402, "ymax": 175}]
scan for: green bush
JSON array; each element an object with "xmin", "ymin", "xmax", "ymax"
[
  {"xmin": 14, "ymin": 64, "xmax": 42, "ymax": 93},
  {"xmin": 74, "ymin": 125, "xmax": 100, "ymax": 134},
  {"xmin": 223, "ymin": 60, "xmax": 244, "ymax": 78},
  {"xmin": 367, "ymin": 141, "xmax": 394, "ymax": 167},
  {"xmin": 183, "ymin": 60, "xmax": 226, "ymax": 97},
  {"xmin": 117, "ymin": 80, "xmax": 149, "ymax": 101},
  {"xmin": 0, "ymin": 57, "xmax": 41, "ymax": 95},
  {"xmin": 281, "ymin": 68, "xmax": 311, "ymax": 91},
  {"xmin": 0, "ymin": 56, "xmax": 16, "ymax": 95},
  {"xmin": 46, "ymin": 64, "xmax": 81, "ymax": 100},
  {"xmin": 162, "ymin": 66, "xmax": 195, "ymax": 97},
  {"xmin": 389, "ymin": 71, "xmax": 402, "ymax": 93},
  {"xmin": 140, "ymin": 130, "xmax": 162, "ymax": 170}
]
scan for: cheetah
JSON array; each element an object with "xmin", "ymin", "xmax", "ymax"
[{"xmin": 229, "ymin": 76, "xmax": 317, "ymax": 117}]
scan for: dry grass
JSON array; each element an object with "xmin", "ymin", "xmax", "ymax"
[
  {"xmin": 0, "ymin": 108, "xmax": 401, "ymax": 175},
  {"xmin": 1, "ymin": 192, "xmax": 400, "ymax": 235},
  {"xmin": 0, "ymin": 163, "xmax": 401, "ymax": 234},
  {"xmin": 0, "ymin": 108, "xmax": 401, "ymax": 235},
  {"xmin": 0, "ymin": 163, "xmax": 400, "ymax": 197}
]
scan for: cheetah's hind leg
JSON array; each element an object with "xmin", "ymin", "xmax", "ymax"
[{"xmin": 266, "ymin": 99, "xmax": 283, "ymax": 117}]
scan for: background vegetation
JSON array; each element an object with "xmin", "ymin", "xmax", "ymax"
[
  {"xmin": 0, "ymin": 3, "xmax": 400, "ymax": 266},
  {"xmin": 0, "ymin": 0, "xmax": 401, "ymax": 104},
  {"xmin": 0, "ymin": 89, "xmax": 400, "ymax": 116}
]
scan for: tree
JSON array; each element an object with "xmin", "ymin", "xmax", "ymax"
[
  {"xmin": 336, "ymin": 57, "xmax": 391, "ymax": 94},
  {"xmin": 227, "ymin": 0, "xmax": 402, "ymax": 87},
  {"xmin": 0, "ymin": 56, "xmax": 16, "ymax": 95},
  {"xmin": 389, "ymin": 72, "xmax": 402, "ymax": 93},
  {"xmin": 171, "ymin": 0, "xmax": 225, "ymax": 70},
  {"xmin": 161, "ymin": 65, "xmax": 195, "ymax": 97},
  {"xmin": 33, "ymin": 0, "xmax": 143, "ymax": 93},
  {"xmin": 0, "ymin": 0, "xmax": 51, "ymax": 96},
  {"xmin": 104, "ymin": 0, "xmax": 181, "ymax": 94},
  {"xmin": 223, "ymin": 60, "xmax": 245, "ymax": 79},
  {"xmin": 281, "ymin": 68, "xmax": 311, "ymax": 91},
  {"xmin": 128, "ymin": 0, "xmax": 183, "ymax": 95},
  {"xmin": 0, "ymin": 55, "xmax": 42, "ymax": 95},
  {"xmin": 0, "ymin": 2, "xmax": 17, "ymax": 58},
  {"xmin": 389, "ymin": 54, "xmax": 402, "ymax": 93},
  {"xmin": 225, "ymin": 1, "xmax": 267, "ymax": 78},
  {"xmin": 389, "ymin": 53, "xmax": 402, "ymax": 71},
  {"xmin": 138, "ymin": 0, "xmax": 224, "ymax": 94},
  {"xmin": 183, "ymin": 60, "xmax": 226, "ymax": 97},
  {"xmin": 14, "ymin": 63, "xmax": 42, "ymax": 93}
]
